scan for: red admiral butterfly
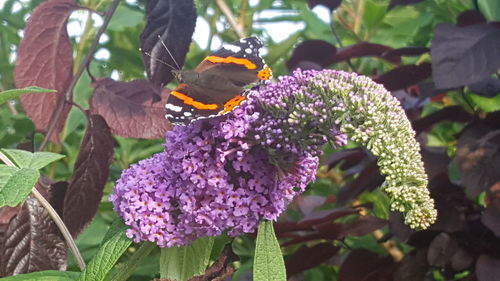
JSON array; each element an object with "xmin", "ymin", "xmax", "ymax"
[{"xmin": 165, "ymin": 37, "xmax": 272, "ymax": 125}]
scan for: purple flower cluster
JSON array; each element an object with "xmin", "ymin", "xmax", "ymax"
[{"xmin": 111, "ymin": 70, "xmax": 345, "ymax": 247}]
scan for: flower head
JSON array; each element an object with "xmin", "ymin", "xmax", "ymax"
[{"xmin": 111, "ymin": 69, "xmax": 436, "ymax": 247}]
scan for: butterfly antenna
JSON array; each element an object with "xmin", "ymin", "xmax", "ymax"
[
  {"xmin": 157, "ymin": 34, "xmax": 181, "ymax": 71},
  {"xmin": 140, "ymin": 48, "xmax": 178, "ymax": 71}
]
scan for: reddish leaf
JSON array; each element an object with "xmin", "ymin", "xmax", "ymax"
[
  {"xmin": 14, "ymin": 0, "xmax": 75, "ymax": 144},
  {"xmin": 90, "ymin": 78, "xmax": 173, "ymax": 139},
  {"xmin": 338, "ymin": 249, "xmax": 395, "ymax": 281},
  {"xmin": 457, "ymin": 10, "xmax": 487, "ymax": 27},
  {"xmin": 286, "ymin": 40, "xmax": 337, "ymax": 71},
  {"xmin": 482, "ymin": 182, "xmax": 500, "ymax": 237},
  {"xmin": 374, "ymin": 63, "xmax": 432, "ymax": 91},
  {"xmin": 307, "ymin": 0, "xmax": 342, "ymax": 11},
  {"xmin": 431, "ymin": 23, "xmax": 500, "ymax": 89},
  {"xmin": 0, "ymin": 189, "xmax": 66, "ymax": 275},
  {"xmin": 476, "ymin": 255, "xmax": 500, "ymax": 281},
  {"xmin": 333, "ymin": 42, "xmax": 401, "ymax": 64},
  {"xmin": 456, "ymin": 126, "xmax": 500, "ymax": 197},
  {"xmin": 286, "ymin": 243, "xmax": 339, "ymax": 276},
  {"xmin": 62, "ymin": 115, "xmax": 114, "ymax": 237},
  {"xmin": 140, "ymin": 0, "xmax": 197, "ymax": 90}
]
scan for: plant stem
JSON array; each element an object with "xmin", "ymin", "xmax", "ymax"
[
  {"xmin": 38, "ymin": 0, "xmax": 120, "ymax": 151},
  {"xmin": 215, "ymin": 0, "xmax": 246, "ymax": 38},
  {"xmin": 0, "ymin": 150, "xmax": 86, "ymax": 270}
]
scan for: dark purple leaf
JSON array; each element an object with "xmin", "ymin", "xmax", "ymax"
[
  {"xmin": 413, "ymin": 106, "xmax": 472, "ymax": 135},
  {"xmin": 394, "ymin": 250, "xmax": 429, "ymax": 281},
  {"xmin": 416, "ymin": 82, "xmax": 452, "ymax": 100},
  {"xmin": 323, "ymin": 148, "xmax": 365, "ymax": 170},
  {"xmin": 286, "ymin": 243, "xmax": 339, "ymax": 276},
  {"xmin": 381, "ymin": 47, "xmax": 429, "ymax": 57},
  {"xmin": 421, "ymin": 146, "xmax": 451, "ymax": 180},
  {"xmin": 333, "ymin": 42, "xmax": 401, "ymax": 64},
  {"xmin": 337, "ymin": 160, "xmax": 383, "ymax": 205},
  {"xmin": 49, "ymin": 181, "xmax": 68, "ymax": 216},
  {"xmin": 427, "ymin": 233, "xmax": 458, "ymax": 267},
  {"xmin": 295, "ymin": 196, "xmax": 327, "ymax": 216},
  {"xmin": 457, "ymin": 10, "xmax": 487, "ymax": 27},
  {"xmin": 388, "ymin": 0, "xmax": 425, "ymax": 10},
  {"xmin": 428, "ymin": 175, "xmax": 468, "ymax": 233},
  {"xmin": 337, "ymin": 215, "xmax": 387, "ymax": 237},
  {"xmin": 469, "ymin": 78, "xmax": 500, "ymax": 97},
  {"xmin": 456, "ymin": 126, "xmax": 500, "ymax": 197},
  {"xmin": 293, "ymin": 61, "xmax": 323, "ymax": 70},
  {"xmin": 14, "ymin": 0, "xmax": 75, "ymax": 144},
  {"xmin": 449, "ymin": 246, "xmax": 475, "ymax": 271},
  {"xmin": 286, "ymin": 40, "xmax": 337, "ymax": 71},
  {"xmin": 274, "ymin": 207, "xmax": 359, "ymax": 234},
  {"xmin": 374, "ymin": 63, "xmax": 432, "ymax": 91},
  {"xmin": 476, "ymin": 255, "xmax": 500, "ymax": 281},
  {"xmin": 431, "ymin": 23, "xmax": 500, "ymax": 89},
  {"xmin": 62, "ymin": 115, "xmax": 114, "ymax": 237},
  {"xmin": 140, "ymin": 0, "xmax": 197, "ymax": 90},
  {"xmin": 307, "ymin": 0, "xmax": 342, "ymax": 11},
  {"xmin": 0, "ymin": 206, "xmax": 20, "ymax": 243},
  {"xmin": 482, "ymin": 182, "xmax": 500, "ymax": 237},
  {"xmin": 0, "ymin": 188, "xmax": 66, "ymax": 276},
  {"xmin": 90, "ymin": 78, "xmax": 173, "ymax": 139},
  {"xmin": 338, "ymin": 249, "xmax": 394, "ymax": 281}
]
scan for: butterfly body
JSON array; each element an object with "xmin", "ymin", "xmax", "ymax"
[{"xmin": 166, "ymin": 37, "xmax": 272, "ymax": 125}]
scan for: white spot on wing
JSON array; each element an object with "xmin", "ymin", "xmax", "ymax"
[
  {"xmin": 165, "ymin": 103, "xmax": 183, "ymax": 112},
  {"xmin": 184, "ymin": 112, "xmax": 192, "ymax": 117},
  {"xmin": 223, "ymin": 44, "xmax": 241, "ymax": 53},
  {"xmin": 245, "ymin": 48, "xmax": 252, "ymax": 54}
]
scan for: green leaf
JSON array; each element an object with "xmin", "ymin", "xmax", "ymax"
[
  {"xmin": 478, "ymin": 0, "xmax": 500, "ymax": 21},
  {"xmin": 0, "ymin": 270, "xmax": 79, "ymax": 281},
  {"xmin": 470, "ymin": 93, "xmax": 500, "ymax": 113},
  {"xmin": 253, "ymin": 220, "xmax": 286, "ymax": 281},
  {"xmin": 0, "ymin": 164, "xmax": 19, "ymax": 187},
  {"xmin": 1, "ymin": 148, "xmax": 65, "ymax": 169},
  {"xmin": 0, "ymin": 167, "xmax": 39, "ymax": 207},
  {"xmin": 107, "ymin": 5, "xmax": 143, "ymax": 31},
  {"xmin": 160, "ymin": 236, "xmax": 215, "ymax": 281},
  {"xmin": 77, "ymin": 229, "xmax": 132, "ymax": 281},
  {"xmin": 0, "ymin": 86, "xmax": 56, "ymax": 105},
  {"xmin": 210, "ymin": 233, "xmax": 231, "ymax": 261}
]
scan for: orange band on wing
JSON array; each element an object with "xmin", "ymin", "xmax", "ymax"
[
  {"xmin": 206, "ymin": 56, "xmax": 257, "ymax": 70},
  {"xmin": 222, "ymin": 95, "xmax": 246, "ymax": 113},
  {"xmin": 257, "ymin": 66, "xmax": 272, "ymax": 80},
  {"xmin": 170, "ymin": 91, "xmax": 218, "ymax": 110}
]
